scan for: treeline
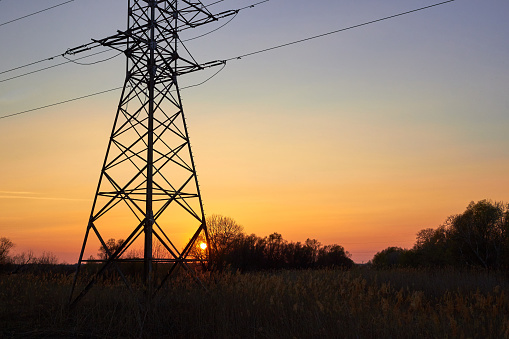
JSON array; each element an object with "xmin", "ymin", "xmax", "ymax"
[
  {"xmin": 373, "ymin": 200, "xmax": 509, "ymax": 269},
  {"xmin": 0, "ymin": 237, "xmax": 62, "ymax": 274},
  {"xmin": 194, "ymin": 215, "xmax": 354, "ymax": 271},
  {"xmin": 0, "ymin": 237, "xmax": 59, "ymax": 266}
]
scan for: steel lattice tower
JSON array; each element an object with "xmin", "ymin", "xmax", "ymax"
[{"xmin": 70, "ymin": 0, "xmax": 229, "ymax": 305}]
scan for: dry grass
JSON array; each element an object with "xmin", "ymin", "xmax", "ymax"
[{"xmin": 1, "ymin": 268, "xmax": 508, "ymax": 338}]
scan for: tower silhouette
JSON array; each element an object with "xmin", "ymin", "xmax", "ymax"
[{"xmin": 69, "ymin": 0, "xmax": 230, "ymax": 305}]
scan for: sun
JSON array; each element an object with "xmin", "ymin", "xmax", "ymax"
[{"xmin": 199, "ymin": 242, "xmax": 207, "ymax": 250}]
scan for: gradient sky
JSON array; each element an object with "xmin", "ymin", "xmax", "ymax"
[{"xmin": 0, "ymin": 0, "xmax": 508, "ymax": 263}]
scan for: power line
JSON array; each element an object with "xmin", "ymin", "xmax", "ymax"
[
  {"xmin": 180, "ymin": 61, "xmax": 226, "ymax": 90},
  {"xmin": 67, "ymin": 0, "xmax": 269, "ymax": 55},
  {"xmin": 0, "ymin": 63, "xmax": 227, "ymax": 120},
  {"xmin": 0, "ymin": 54, "xmax": 61, "ymax": 76},
  {"xmin": 182, "ymin": 11, "xmax": 238, "ymax": 42},
  {"xmin": 0, "ymin": 1, "xmax": 80, "ymax": 76},
  {"xmin": 185, "ymin": 0, "xmax": 268, "ymax": 42},
  {"xmin": 0, "ymin": 0, "xmax": 267, "ymax": 80},
  {"xmin": 225, "ymin": 0, "xmax": 456, "ymax": 61},
  {"xmin": 0, "ymin": 50, "xmax": 113, "ymax": 84},
  {"xmin": 0, "ymin": 0, "xmax": 75, "ymax": 28},
  {"xmin": 206, "ymin": 0, "xmax": 226, "ymax": 7},
  {"xmin": 61, "ymin": 51, "xmax": 122, "ymax": 66},
  {"xmin": 0, "ymin": 49, "xmax": 116, "ymax": 78},
  {"xmin": 0, "ymin": 86, "xmax": 122, "ymax": 120},
  {"xmin": 0, "ymin": 0, "xmax": 455, "ymax": 120}
]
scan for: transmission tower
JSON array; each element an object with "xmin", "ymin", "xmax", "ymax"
[{"xmin": 69, "ymin": 0, "xmax": 233, "ymax": 306}]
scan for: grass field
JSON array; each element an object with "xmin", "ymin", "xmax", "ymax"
[{"xmin": 1, "ymin": 267, "xmax": 508, "ymax": 338}]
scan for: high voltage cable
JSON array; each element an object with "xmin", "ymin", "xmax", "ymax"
[
  {"xmin": 0, "ymin": 0, "xmax": 455, "ymax": 120},
  {"xmin": 0, "ymin": 48, "xmax": 116, "ymax": 78},
  {"xmin": 0, "ymin": 64, "xmax": 227, "ymax": 120},
  {"xmin": 0, "ymin": 50, "xmax": 113, "ymax": 84},
  {"xmin": 0, "ymin": 0, "xmax": 75, "ymax": 28},
  {"xmin": 181, "ymin": 61, "xmax": 226, "ymax": 90},
  {"xmin": 0, "ymin": 87, "xmax": 122, "ymax": 120},
  {"xmin": 0, "ymin": 54, "xmax": 61, "ymax": 76},
  {"xmin": 0, "ymin": 0, "xmax": 268, "ymax": 80},
  {"xmin": 182, "ymin": 10, "xmax": 238, "ymax": 42},
  {"xmin": 62, "ymin": 51, "xmax": 123, "ymax": 66},
  {"xmin": 225, "ymin": 0, "xmax": 456, "ymax": 61}
]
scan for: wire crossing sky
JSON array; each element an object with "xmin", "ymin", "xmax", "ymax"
[
  {"xmin": 0, "ymin": 0, "xmax": 508, "ymax": 263},
  {"xmin": 0, "ymin": 0, "xmax": 455, "ymax": 120},
  {"xmin": 0, "ymin": 0, "xmax": 75, "ymax": 28}
]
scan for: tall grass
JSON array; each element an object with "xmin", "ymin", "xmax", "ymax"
[{"xmin": 1, "ymin": 268, "xmax": 508, "ymax": 338}]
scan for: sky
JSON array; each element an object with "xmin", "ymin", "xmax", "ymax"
[{"xmin": 0, "ymin": 0, "xmax": 508, "ymax": 263}]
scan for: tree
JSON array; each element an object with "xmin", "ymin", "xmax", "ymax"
[
  {"xmin": 0, "ymin": 237, "xmax": 14, "ymax": 264},
  {"xmin": 372, "ymin": 247, "xmax": 413, "ymax": 268},
  {"xmin": 226, "ymin": 233, "xmax": 266, "ymax": 271},
  {"xmin": 98, "ymin": 238, "xmax": 125, "ymax": 260},
  {"xmin": 189, "ymin": 214, "xmax": 244, "ymax": 270},
  {"xmin": 189, "ymin": 215, "xmax": 355, "ymax": 271},
  {"xmin": 207, "ymin": 214, "xmax": 244, "ymax": 254},
  {"xmin": 264, "ymin": 233, "xmax": 286, "ymax": 268},
  {"xmin": 317, "ymin": 244, "xmax": 354, "ymax": 268},
  {"xmin": 304, "ymin": 238, "xmax": 322, "ymax": 264},
  {"xmin": 413, "ymin": 225, "xmax": 455, "ymax": 266},
  {"xmin": 448, "ymin": 200, "xmax": 508, "ymax": 268},
  {"xmin": 35, "ymin": 251, "xmax": 58, "ymax": 265},
  {"xmin": 409, "ymin": 200, "xmax": 509, "ymax": 268}
]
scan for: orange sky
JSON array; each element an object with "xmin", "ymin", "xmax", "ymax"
[
  {"xmin": 1, "ymin": 99, "xmax": 507, "ymax": 263},
  {"xmin": 1, "ymin": 1, "xmax": 509, "ymax": 263}
]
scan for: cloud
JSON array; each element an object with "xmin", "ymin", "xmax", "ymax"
[
  {"xmin": 0, "ymin": 191, "xmax": 87, "ymax": 201},
  {"xmin": 0, "ymin": 191, "xmax": 40, "ymax": 195}
]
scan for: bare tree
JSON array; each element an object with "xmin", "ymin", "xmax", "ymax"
[
  {"xmin": 207, "ymin": 214, "xmax": 244, "ymax": 254},
  {"xmin": 36, "ymin": 251, "xmax": 59, "ymax": 265},
  {"xmin": 0, "ymin": 237, "xmax": 14, "ymax": 264},
  {"xmin": 189, "ymin": 214, "xmax": 244, "ymax": 269}
]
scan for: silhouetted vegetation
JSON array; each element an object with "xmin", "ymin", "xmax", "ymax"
[
  {"xmin": 97, "ymin": 238, "xmax": 126, "ymax": 260},
  {"xmin": 373, "ymin": 200, "xmax": 509, "ymax": 269},
  {"xmin": 0, "ymin": 237, "xmax": 14, "ymax": 264},
  {"xmin": 221, "ymin": 232, "xmax": 354, "ymax": 271},
  {"xmin": 190, "ymin": 215, "xmax": 354, "ymax": 272},
  {"xmin": 1, "ymin": 268, "xmax": 509, "ymax": 338},
  {"xmin": 3, "ymin": 201, "xmax": 509, "ymax": 337}
]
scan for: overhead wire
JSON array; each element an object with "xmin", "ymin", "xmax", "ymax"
[
  {"xmin": 0, "ymin": 0, "xmax": 75, "ymax": 28},
  {"xmin": 182, "ymin": 11, "xmax": 238, "ymax": 42},
  {"xmin": 161, "ymin": 0, "xmax": 267, "ymax": 42},
  {"xmin": 0, "ymin": 49, "xmax": 116, "ymax": 77},
  {"xmin": 0, "ymin": 0, "xmax": 455, "ymax": 120},
  {"xmin": 0, "ymin": 0, "xmax": 266, "ymax": 80},
  {"xmin": 0, "ymin": 54, "xmax": 62, "ymax": 76},
  {"xmin": 0, "ymin": 50, "xmax": 114, "ymax": 84},
  {"xmin": 0, "ymin": 63, "xmax": 227, "ymax": 120},
  {"xmin": 237, "ymin": 0, "xmax": 270, "ymax": 12},
  {"xmin": 0, "ymin": 86, "xmax": 122, "ymax": 120},
  {"xmin": 180, "ymin": 62, "xmax": 226, "ymax": 90},
  {"xmin": 61, "ymin": 51, "xmax": 123, "ymax": 66},
  {"xmin": 182, "ymin": 0, "xmax": 269, "ymax": 42},
  {"xmin": 225, "ymin": 0, "xmax": 456, "ymax": 61},
  {"xmin": 205, "ymin": 0, "xmax": 226, "ymax": 7}
]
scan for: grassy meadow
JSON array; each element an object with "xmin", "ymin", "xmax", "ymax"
[{"xmin": 1, "ymin": 267, "xmax": 509, "ymax": 338}]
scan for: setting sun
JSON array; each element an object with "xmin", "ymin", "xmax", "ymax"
[{"xmin": 200, "ymin": 242, "xmax": 207, "ymax": 250}]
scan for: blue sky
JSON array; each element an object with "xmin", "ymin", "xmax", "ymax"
[{"xmin": 0, "ymin": 0, "xmax": 508, "ymax": 263}]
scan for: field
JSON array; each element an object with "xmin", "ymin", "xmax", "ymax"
[{"xmin": 1, "ymin": 267, "xmax": 509, "ymax": 338}]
